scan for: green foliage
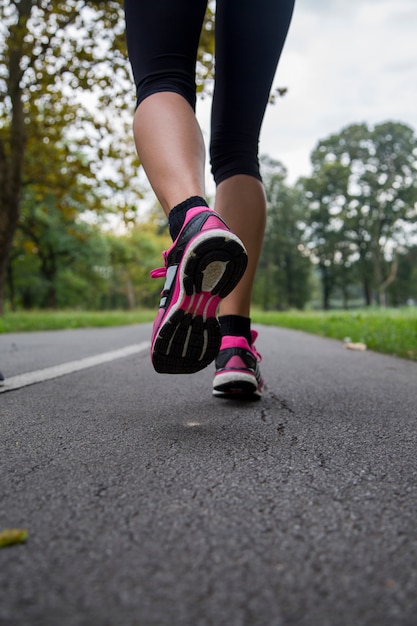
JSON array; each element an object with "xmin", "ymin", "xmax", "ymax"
[
  {"xmin": 0, "ymin": 0, "xmax": 131, "ymax": 312},
  {"xmin": 103, "ymin": 223, "xmax": 171, "ymax": 310},
  {"xmin": 9, "ymin": 205, "xmax": 110, "ymax": 309},
  {"xmin": 1, "ymin": 3, "xmax": 416, "ymax": 317},
  {"xmin": 388, "ymin": 246, "xmax": 417, "ymax": 306},
  {"xmin": 304, "ymin": 121, "xmax": 417, "ymax": 308},
  {"xmin": 197, "ymin": 2, "xmax": 215, "ymax": 93},
  {"xmin": 0, "ymin": 0, "xmax": 217, "ymax": 314},
  {"xmin": 254, "ymin": 156, "xmax": 311, "ymax": 310},
  {"xmin": 6, "ymin": 105, "xmax": 111, "ymax": 309},
  {"xmin": 8, "ymin": 214, "xmax": 171, "ymax": 311}
]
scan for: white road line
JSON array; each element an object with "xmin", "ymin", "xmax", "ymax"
[{"xmin": 0, "ymin": 342, "xmax": 150, "ymax": 394}]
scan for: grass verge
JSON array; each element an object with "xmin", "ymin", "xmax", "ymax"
[
  {"xmin": 0, "ymin": 309, "xmax": 155, "ymax": 333},
  {"xmin": 1, "ymin": 307, "xmax": 416, "ymax": 362},
  {"xmin": 252, "ymin": 308, "xmax": 417, "ymax": 361}
]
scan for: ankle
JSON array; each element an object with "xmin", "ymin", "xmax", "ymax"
[
  {"xmin": 168, "ymin": 196, "xmax": 208, "ymax": 240},
  {"xmin": 218, "ymin": 314, "xmax": 252, "ymax": 345}
]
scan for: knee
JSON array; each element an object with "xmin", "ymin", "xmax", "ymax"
[
  {"xmin": 136, "ymin": 70, "xmax": 197, "ymax": 111},
  {"xmin": 210, "ymin": 132, "xmax": 262, "ymax": 185}
]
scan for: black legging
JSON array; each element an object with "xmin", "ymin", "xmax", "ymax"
[{"xmin": 124, "ymin": 0, "xmax": 295, "ymax": 184}]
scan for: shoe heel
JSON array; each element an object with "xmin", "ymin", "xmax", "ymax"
[{"xmin": 183, "ymin": 231, "xmax": 247, "ymax": 298}]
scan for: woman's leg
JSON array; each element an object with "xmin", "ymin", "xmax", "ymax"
[
  {"xmin": 124, "ymin": 0, "xmax": 208, "ymax": 215},
  {"xmin": 211, "ymin": 0, "xmax": 295, "ymax": 321},
  {"xmin": 133, "ymin": 93, "xmax": 205, "ymax": 215},
  {"xmin": 214, "ymin": 175, "xmax": 266, "ymax": 318},
  {"xmin": 124, "ymin": 0, "xmax": 248, "ymax": 374},
  {"xmin": 211, "ymin": 0, "xmax": 295, "ymax": 396}
]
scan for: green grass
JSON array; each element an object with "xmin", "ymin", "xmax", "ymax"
[
  {"xmin": 0, "ymin": 309, "xmax": 155, "ymax": 333},
  {"xmin": 252, "ymin": 308, "xmax": 417, "ymax": 361},
  {"xmin": 1, "ymin": 307, "xmax": 416, "ymax": 361}
]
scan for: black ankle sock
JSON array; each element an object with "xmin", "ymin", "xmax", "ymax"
[
  {"xmin": 218, "ymin": 315, "xmax": 252, "ymax": 345},
  {"xmin": 168, "ymin": 196, "xmax": 208, "ymax": 240}
]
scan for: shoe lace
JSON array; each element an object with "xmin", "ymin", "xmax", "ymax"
[
  {"xmin": 150, "ymin": 266, "xmax": 167, "ymax": 279},
  {"xmin": 150, "ymin": 250, "xmax": 169, "ymax": 279}
]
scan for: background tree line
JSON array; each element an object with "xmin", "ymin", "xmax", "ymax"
[
  {"xmin": 257, "ymin": 119, "xmax": 417, "ymax": 311},
  {"xmin": 0, "ymin": 0, "xmax": 214, "ymax": 314},
  {"xmin": 1, "ymin": 2, "xmax": 416, "ymax": 314}
]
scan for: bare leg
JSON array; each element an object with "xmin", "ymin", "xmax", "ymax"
[
  {"xmin": 133, "ymin": 92, "xmax": 206, "ymax": 215},
  {"xmin": 215, "ymin": 175, "xmax": 266, "ymax": 318}
]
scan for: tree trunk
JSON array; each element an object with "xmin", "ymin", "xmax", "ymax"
[
  {"xmin": 342, "ymin": 284, "xmax": 349, "ymax": 310},
  {"xmin": 6, "ymin": 261, "xmax": 16, "ymax": 312},
  {"xmin": 262, "ymin": 259, "xmax": 272, "ymax": 311},
  {"xmin": 320, "ymin": 264, "xmax": 332, "ymax": 310},
  {"xmin": 0, "ymin": 2, "xmax": 32, "ymax": 314},
  {"xmin": 45, "ymin": 284, "xmax": 57, "ymax": 309},
  {"xmin": 126, "ymin": 276, "xmax": 136, "ymax": 310},
  {"xmin": 285, "ymin": 252, "xmax": 294, "ymax": 309},
  {"xmin": 362, "ymin": 277, "xmax": 372, "ymax": 306},
  {"xmin": 0, "ymin": 195, "xmax": 20, "ymax": 315},
  {"xmin": 378, "ymin": 258, "xmax": 398, "ymax": 308},
  {"xmin": 39, "ymin": 252, "xmax": 58, "ymax": 309}
]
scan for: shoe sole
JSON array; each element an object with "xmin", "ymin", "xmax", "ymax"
[
  {"xmin": 151, "ymin": 230, "xmax": 247, "ymax": 374},
  {"xmin": 213, "ymin": 370, "xmax": 262, "ymax": 398}
]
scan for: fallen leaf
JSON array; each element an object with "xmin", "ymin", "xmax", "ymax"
[
  {"xmin": 0, "ymin": 528, "xmax": 28, "ymax": 548},
  {"xmin": 344, "ymin": 342, "xmax": 367, "ymax": 351}
]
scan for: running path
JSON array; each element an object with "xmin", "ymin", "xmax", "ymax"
[{"xmin": 1, "ymin": 324, "xmax": 416, "ymax": 625}]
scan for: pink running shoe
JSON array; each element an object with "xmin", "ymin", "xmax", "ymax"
[
  {"xmin": 150, "ymin": 206, "xmax": 247, "ymax": 374},
  {"xmin": 213, "ymin": 330, "xmax": 263, "ymax": 398}
]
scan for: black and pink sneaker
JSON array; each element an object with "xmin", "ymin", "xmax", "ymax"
[
  {"xmin": 213, "ymin": 330, "xmax": 263, "ymax": 398},
  {"xmin": 150, "ymin": 206, "xmax": 247, "ymax": 374}
]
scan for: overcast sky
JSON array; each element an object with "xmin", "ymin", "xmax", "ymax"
[{"xmin": 197, "ymin": 0, "xmax": 417, "ymax": 185}]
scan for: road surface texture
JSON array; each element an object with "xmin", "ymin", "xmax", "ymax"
[{"xmin": 1, "ymin": 324, "xmax": 416, "ymax": 626}]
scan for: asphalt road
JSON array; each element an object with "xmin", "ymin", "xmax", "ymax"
[{"xmin": 1, "ymin": 324, "xmax": 416, "ymax": 626}]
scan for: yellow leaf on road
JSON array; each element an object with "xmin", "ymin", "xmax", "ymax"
[{"xmin": 0, "ymin": 529, "xmax": 28, "ymax": 548}]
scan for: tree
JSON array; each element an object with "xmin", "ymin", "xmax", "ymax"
[
  {"xmin": 0, "ymin": 0, "xmax": 217, "ymax": 314},
  {"xmin": 8, "ymin": 208, "xmax": 109, "ymax": 310},
  {"xmin": 301, "ymin": 161, "xmax": 355, "ymax": 309},
  {"xmin": 0, "ymin": 0, "xmax": 129, "ymax": 313},
  {"xmin": 17, "ymin": 192, "xmax": 108, "ymax": 309},
  {"xmin": 3, "ymin": 76, "xmax": 112, "ymax": 308},
  {"xmin": 309, "ymin": 122, "xmax": 417, "ymax": 306},
  {"xmin": 387, "ymin": 246, "xmax": 417, "ymax": 306},
  {"xmin": 254, "ymin": 157, "xmax": 311, "ymax": 310},
  {"xmin": 105, "ymin": 222, "xmax": 171, "ymax": 310}
]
